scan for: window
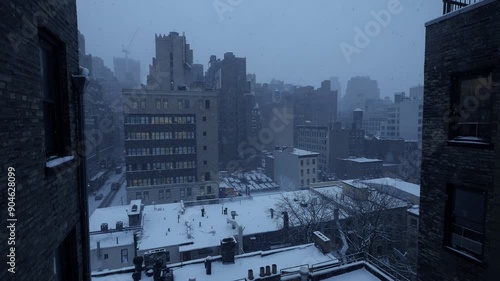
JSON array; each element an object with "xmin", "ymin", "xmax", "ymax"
[
  {"xmin": 203, "ymin": 145, "xmax": 207, "ymax": 151},
  {"xmin": 312, "ymin": 159, "xmax": 315, "ymax": 165},
  {"xmin": 204, "ymin": 172, "xmax": 211, "ymax": 181},
  {"xmin": 54, "ymin": 228, "xmax": 78, "ymax": 281},
  {"xmin": 198, "ymin": 99, "xmax": 204, "ymax": 109},
  {"xmin": 166, "ymin": 189, "xmax": 171, "ymax": 198},
  {"xmin": 104, "ymin": 254, "xmax": 109, "ymax": 260},
  {"xmin": 205, "ymin": 99, "xmax": 210, "ymax": 109},
  {"xmin": 203, "ymin": 160, "xmax": 207, "ymax": 165},
  {"xmin": 300, "ymin": 169, "xmax": 303, "ymax": 176},
  {"xmin": 445, "ymin": 184, "xmax": 486, "ymax": 260},
  {"xmin": 163, "ymin": 99, "xmax": 168, "ymax": 109},
  {"xmin": 156, "ymin": 99, "xmax": 161, "ymax": 109},
  {"xmin": 207, "ymin": 186, "xmax": 212, "ymax": 194},
  {"xmin": 140, "ymin": 99, "xmax": 146, "ymax": 109},
  {"xmin": 159, "ymin": 190, "xmax": 164, "ymax": 200},
  {"xmin": 187, "ymin": 187, "xmax": 192, "ymax": 197},
  {"xmin": 203, "ymin": 131, "xmax": 207, "ymax": 136},
  {"xmin": 178, "ymin": 99, "xmax": 183, "ymax": 109},
  {"xmin": 301, "ymin": 160, "xmax": 303, "ymax": 166},
  {"xmin": 307, "ymin": 169, "xmax": 310, "ymax": 174},
  {"xmin": 200, "ymin": 186, "xmax": 205, "ymax": 196},
  {"xmin": 40, "ymin": 30, "xmax": 70, "ymax": 158},
  {"xmin": 136, "ymin": 192, "xmax": 142, "ymax": 199},
  {"xmin": 202, "ymin": 116, "xmax": 207, "ymax": 121},
  {"xmin": 449, "ymin": 71, "xmax": 493, "ymax": 142},
  {"xmin": 121, "ymin": 249, "xmax": 128, "ymax": 263},
  {"xmin": 180, "ymin": 188, "xmax": 185, "ymax": 197}
]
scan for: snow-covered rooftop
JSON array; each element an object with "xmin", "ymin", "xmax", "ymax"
[
  {"xmin": 89, "ymin": 205, "xmax": 130, "ymax": 232},
  {"xmin": 138, "ymin": 191, "xmax": 298, "ymax": 252},
  {"xmin": 291, "ymin": 148, "xmax": 320, "ymax": 156},
  {"xmin": 90, "ymin": 232, "xmax": 134, "ymax": 250},
  {"xmin": 340, "ymin": 157, "xmax": 383, "ymax": 163},
  {"xmin": 407, "ymin": 205, "xmax": 419, "ymax": 216},
  {"xmin": 92, "ymin": 244, "xmax": 336, "ymax": 281},
  {"xmin": 361, "ymin": 178, "xmax": 420, "ymax": 197},
  {"xmin": 322, "ymin": 268, "xmax": 381, "ymax": 281}
]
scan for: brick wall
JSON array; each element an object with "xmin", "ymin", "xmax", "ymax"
[
  {"xmin": 0, "ymin": 0, "xmax": 88, "ymax": 280},
  {"xmin": 418, "ymin": 1, "xmax": 500, "ymax": 280}
]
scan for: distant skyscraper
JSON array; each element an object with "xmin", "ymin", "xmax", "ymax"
[
  {"xmin": 114, "ymin": 57, "xmax": 141, "ymax": 86},
  {"xmin": 147, "ymin": 32, "xmax": 193, "ymax": 90},
  {"xmin": 409, "ymin": 85, "xmax": 423, "ymax": 100},
  {"xmin": 330, "ymin": 76, "xmax": 341, "ymax": 103},
  {"xmin": 191, "ymin": 63, "xmax": 204, "ymax": 83},
  {"xmin": 206, "ymin": 52, "xmax": 253, "ymax": 169},
  {"xmin": 342, "ymin": 76, "xmax": 380, "ymax": 112}
]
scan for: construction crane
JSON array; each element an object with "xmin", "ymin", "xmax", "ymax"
[{"xmin": 121, "ymin": 27, "xmax": 140, "ymax": 75}]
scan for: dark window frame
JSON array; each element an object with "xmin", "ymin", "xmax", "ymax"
[
  {"xmin": 39, "ymin": 28, "xmax": 71, "ymax": 158},
  {"xmin": 448, "ymin": 68, "xmax": 494, "ymax": 146},
  {"xmin": 444, "ymin": 183, "xmax": 487, "ymax": 261}
]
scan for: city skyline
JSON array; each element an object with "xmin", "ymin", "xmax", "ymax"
[{"xmin": 76, "ymin": 0, "xmax": 441, "ymax": 98}]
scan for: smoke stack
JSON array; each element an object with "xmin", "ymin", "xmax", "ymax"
[
  {"xmin": 259, "ymin": 267, "xmax": 265, "ymax": 277},
  {"xmin": 248, "ymin": 269, "xmax": 254, "ymax": 280},
  {"xmin": 270, "ymin": 208, "xmax": 274, "ymax": 219},
  {"xmin": 272, "ymin": 264, "xmax": 277, "ymax": 274},
  {"xmin": 201, "ymin": 207, "xmax": 205, "ymax": 217},
  {"xmin": 266, "ymin": 265, "xmax": 271, "ymax": 276}
]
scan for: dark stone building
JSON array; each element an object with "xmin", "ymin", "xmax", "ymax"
[
  {"xmin": 206, "ymin": 52, "xmax": 254, "ymax": 170},
  {"xmin": 0, "ymin": 0, "xmax": 90, "ymax": 280},
  {"xmin": 418, "ymin": 1, "xmax": 500, "ymax": 280}
]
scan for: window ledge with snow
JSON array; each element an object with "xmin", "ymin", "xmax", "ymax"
[
  {"xmin": 447, "ymin": 136, "xmax": 492, "ymax": 149},
  {"xmin": 46, "ymin": 156, "xmax": 75, "ymax": 168},
  {"xmin": 445, "ymin": 246, "xmax": 483, "ymax": 263}
]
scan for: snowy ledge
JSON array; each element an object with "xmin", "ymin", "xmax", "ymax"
[
  {"xmin": 445, "ymin": 246, "xmax": 483, "ymax": 263},
  {"xmin": 46, "ymin": 156, "xmax": 75, "ymax": 168}
]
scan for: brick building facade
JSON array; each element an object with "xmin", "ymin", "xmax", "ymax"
[
  {"xmin": 418, "ymin": 1, "xmax": 500, "ymax": 280},
  {"xmin": 0, "ymin": 0, "xmax": 89, "ymax": 280}
]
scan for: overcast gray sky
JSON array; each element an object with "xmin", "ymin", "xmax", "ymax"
[{"xmin": 77, "ymin": 0, "xmax": 441, "ymax": 98}]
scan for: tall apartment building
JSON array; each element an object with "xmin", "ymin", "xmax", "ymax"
[
  {"xmin": 380, "ymin": 92, "xmax": 423, "ymax": 140},
  {"xmin": 147, "ymin": 32, "xmax": 193, "ymax": 90},
  {"xmin": 418, "ymin": 1, "xmax": 500, "ymax": 280},
  {"xmin": 0, "ymin": 0, "xmax": 90, "ymax": 280},
  {"xmin": 296, "ymin": 125, "xmax": 329, "ymax": 173},
  {"xmin": 341, "ymin": 76, "xmax": 380, "ymax": 113},
  {"xmin": 123, "ymin": 89, "xmax": 219, "ymax": 204},
  {"xmin": 206, "ymin": 52, "xmax": 253, "ymax": 169}
]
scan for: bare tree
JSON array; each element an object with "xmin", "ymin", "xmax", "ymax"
[{"xmin": 274, "ymin": 190, "xmax": 334, "ymax": 243}]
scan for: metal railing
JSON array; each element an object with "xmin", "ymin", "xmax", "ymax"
[{"xmin": 443, "ymin": 0, "xmax": 482, "ymax": 14}]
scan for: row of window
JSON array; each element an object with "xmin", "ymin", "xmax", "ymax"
[
  {"xmin": 126, "ymin": 131, "xmax": 195, "ymax": 140},
  {"xmin": 135, "ymin": 185, "xmax": 214, "ymax": 200},
  {"xmin": 129, "ymin": 98, "xmax": 211, "ymax": 110},
  {"xmin": 127, "ymin": 146, "xmax": 196, "ymax": 156},
  {"xmin": 127, "ymin": 161, "xmax": 196, "ymax": 171},
  {"xmin": 300, "ymin": 159, "xmax": 316, "ymax": 166},
  {"xmin": 300, "ymin": 168, "xmax": 316, "ymax": 176},
  {"xmin": 126, "ymin": 116, "xmax": 195, "ymax": 125},
  {"xmin": 300, "ymin": 178, "xmax": 316, "ymax": 186},
  {"xmin": 130, "ymin": 176, "xmax": 197, "ymax": 187},
  {"xmin": 298, "ymin": 131, "xmax": 327, "ymax": 138}
]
